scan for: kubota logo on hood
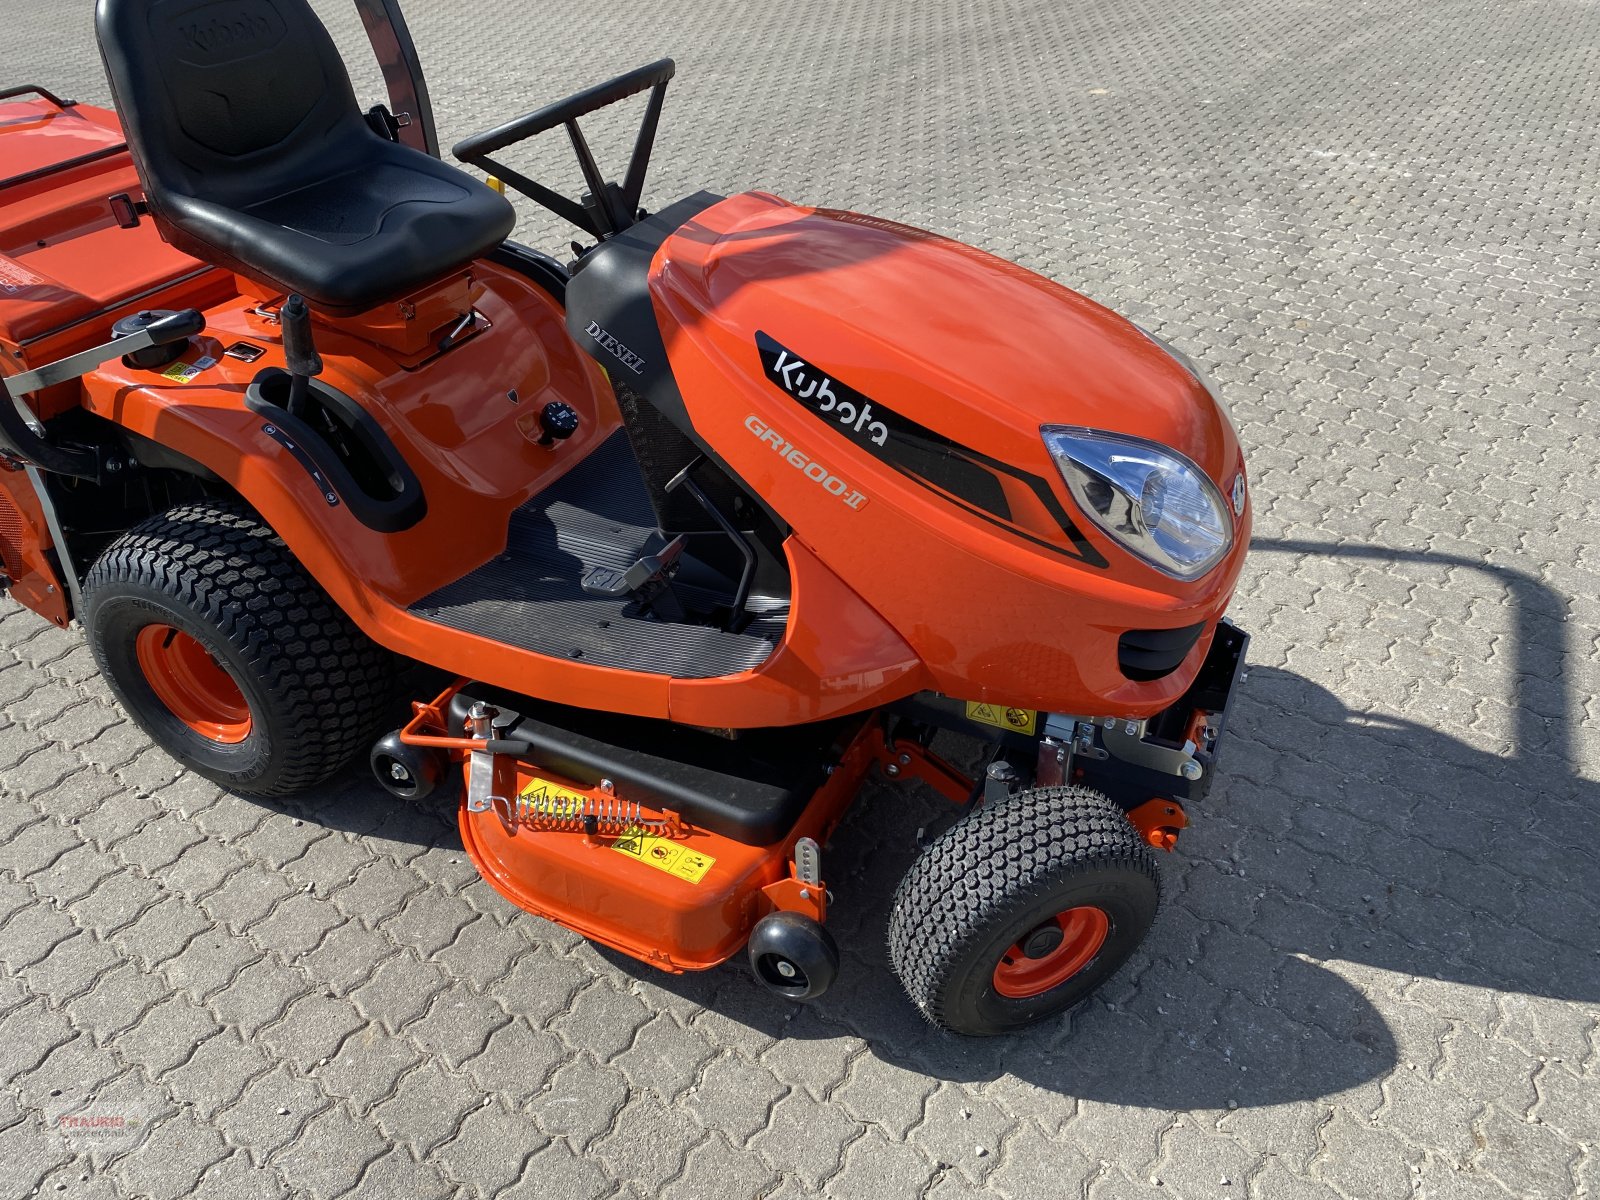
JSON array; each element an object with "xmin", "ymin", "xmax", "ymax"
[{"xmin": 757, "ymin": 334, "xmax": 889, "ymax": 448}]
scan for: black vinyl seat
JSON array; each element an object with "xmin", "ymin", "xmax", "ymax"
[{"xmin": 95, "ymin": 0, "xmax": 516, "ymax": 315}]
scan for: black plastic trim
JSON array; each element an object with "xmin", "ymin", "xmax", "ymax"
[
  {"xmin": 754, "ymin": 331, "xmax": 1107, "ymax": 566},
  {"xmin": 565, "ymin": 191, "xmax": 722, "ymax": 428},
  {"xmin": 0, "ymin": 84, "xmax": 76, "ymax": 108},
  {"xmin": 1117, "ymin": 621, "xmax": 1206, "ymax": 682},
  {"xmin": 486, "ymin": 240, "xmax": 569, "ymax": 304},
  {"xmin": 245, "ymin": 368, "xmax": 426, "ymax": 533},
  {"xmin": 565, "ymin": 191, "xmax": 789, "ymax": 536}
]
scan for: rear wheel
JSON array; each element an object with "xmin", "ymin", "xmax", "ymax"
[
  {"xmin": 888, "ymin": 786, "xmax": 1160, "ymax": 1035},
  {"xmin": 84, "ymin": 500, "xmax": 394, "ymax": 796}
]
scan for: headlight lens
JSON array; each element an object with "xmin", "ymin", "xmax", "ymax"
[{"xmin": 1043, "ymin": 427, "xmax": 1233, "ymax": 580}]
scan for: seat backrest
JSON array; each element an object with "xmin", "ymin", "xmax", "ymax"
[{"xmin": 95, "ymin": 0, "xmax": 369, "ymax": 210}]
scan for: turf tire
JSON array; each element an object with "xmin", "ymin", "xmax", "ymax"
[
  {"xmin": 888, "ymin": 785, "xmax": 1161, "ymax": 1036},
  {"xmin": 84, "ymin": 499, "xmax": 394, "ymax": 796}
]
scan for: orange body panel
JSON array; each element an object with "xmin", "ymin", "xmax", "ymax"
[
  {"xmin": 2, "ymin": 102, "xmax": 1248, "ymax": 733},
  {"xmin": 650, "ymin": 192, "xmax": 1251, "ymax": 718},
  {"xmin": 0, "ymin": 97, "xmax": 230, "ymax": 389},
  {"xmin": 0, "ymin": 462, "xmax": 68, "ymax": 627}
]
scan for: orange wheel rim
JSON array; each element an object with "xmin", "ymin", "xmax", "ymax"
[
  {"xmin": 133, "ymin": 624, "xmax": 253, "ymax": 744},
  {"xmin": 992, "ymin": 906, "xmax": 1110, "ymax": 999}
]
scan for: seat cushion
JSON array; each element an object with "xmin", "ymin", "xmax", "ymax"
[
  {"xmin": 156, "ymin": 137, "xmax": 516, "ymax": 314},
  {"xmin": 96, "ymin": 0, "xmax": 517, "ymax": 315}
]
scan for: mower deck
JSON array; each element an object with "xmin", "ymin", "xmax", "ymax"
[{"xmin": 409, "ymin": 430, "xmax": 788, "ymax": 677}]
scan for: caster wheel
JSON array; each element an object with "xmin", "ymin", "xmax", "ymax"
[
  {"xmin": 370, "ymin": 731, "xmax": 446, "ymax": 800},
  {"xmin": 888, "ymin": 785, "xmax": 1160, "ymax": 1036},
  {"xmin": 748, "ymin": 911, "xmax": 840, "ymax": 1001}
]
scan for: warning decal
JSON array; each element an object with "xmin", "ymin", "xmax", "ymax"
[
  {"xmin": 965, "ymin": 701, "xmax": 1038, "ymax": 735},
  {"xmin": 611, "ymin": 831, "xmax": 716, "ymax": 885},
  {"xmin": 160, "ymin": 355, "xmax": 218, "ymax": 384},
  {"xmin": 518, "ymin": 776, "xmax": 589, "ymax": 814},
  {"xmin": 0, "ymin": 258, "xmax": 45, "ymax": 294}
]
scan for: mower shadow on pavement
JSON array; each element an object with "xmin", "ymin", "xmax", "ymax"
[{"xmin": 1244, "ymin": 538, "xmax": 1599, "ymax": 1010}]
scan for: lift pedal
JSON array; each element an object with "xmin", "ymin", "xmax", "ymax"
[{"xmin": 581, "ymin": 534, "xmax": 687, "ymax": 597}]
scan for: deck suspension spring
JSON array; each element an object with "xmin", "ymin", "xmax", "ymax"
[{"xmin": 480, "ymin": 791, "xmax": 672, "ymax": 835}]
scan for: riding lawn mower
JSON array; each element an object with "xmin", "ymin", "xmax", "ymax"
[{"xmin": 0, "ymin": 0, "xmax": 1250, "ymax": 1035}]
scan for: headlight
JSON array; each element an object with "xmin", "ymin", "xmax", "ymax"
[{"xmin": 1043, "ymin": 427, "xmax": 1233, "ymax": 580}]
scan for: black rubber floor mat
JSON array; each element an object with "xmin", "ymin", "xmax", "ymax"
[{"xmin": 410, "ymin": 432, "xmax": 787, "ymax": 678}]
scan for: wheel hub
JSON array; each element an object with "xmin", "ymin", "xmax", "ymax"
[
  {"xmin": 133, "ymin": 624, "xmax": 253, "ymax": 744},
  {"xmin": 1021, "ymin": 921, "xmax": 1065, "ymax": 959},
  {"xmin": 992, "ymin": 906, "xmax": 1110, "ymax": 999}
]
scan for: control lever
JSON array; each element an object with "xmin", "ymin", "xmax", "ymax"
[
  {"xmin": 0, "ymin": 307, "xmax": 205, "ymax": 480},
  {"xmin": 5, "ymin": 308, "xmax": 204, "ymax": 407},
  {"xmin": 279, "ymin": 294, "xmax": 322, "ymax": 422}
]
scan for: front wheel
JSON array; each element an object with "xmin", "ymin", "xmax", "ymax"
[
  {"xmin": 84, "ymin": 500, "xmax": 394, "ymax": 797},
  {"xmin": 887, "ymin": 786, "xmax": 1160, "ymax": 1036}
]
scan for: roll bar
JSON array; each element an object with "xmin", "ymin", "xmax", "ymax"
[{"xmin": 353, "ymin": 0, "xmax": 439, "ymax": 157}]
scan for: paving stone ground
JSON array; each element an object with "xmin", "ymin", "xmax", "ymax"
[{"xmin": 2, "ymin": 1, "xmax": 1598, "ymax": 1197}]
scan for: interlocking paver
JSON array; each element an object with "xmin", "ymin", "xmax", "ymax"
[
  {"xmin": 269, "ymin": 1104, "xmax": 389, "ymax": 1200},
  {"xmin": 317, "ymin": 1025, "xmax": 424, "ymax": 1111},
  {"xmin": 115, "ymin": 1110, "xmax": 232, "ymax": 1200},
  {"xmin": 112, "ymin": 994, "xmax": 219, "ymax": 1077},
  {"xmin": 258, "ymin": 993, "xmax": 368, "ymax": 1074},
  {"xmin": 590, "ymin": 1090, "xmax": 703, "ymax": 1195},
  {"xmin": 527, "ymin": 1053, "xmax": 629, "ymax": 1153},
  {"xmin": 215, "ymin": 1066, "xmax": 331, "ymax": 1164},
  {"xmin": 344, "ymin": 1147, "xmax": 458, "ymax": 1200},
  {"xmin": 163, "ymin": 1030, "xmax": 275, "ymax": 1121},
  {"xmin": 373, "ymin": 1060, "xmax": 486, "ymax": 1157},
  {"xmin": 461, "ymin": 1017, "xmax": 567, "ymax": 1101},
  {"xmin": 3, "ymin": 0, "xmax": 1599, "ymax": 1196},
  {"xmin": 431, "ymin": 1100, "xmax": 545, "ymax": 1195}
]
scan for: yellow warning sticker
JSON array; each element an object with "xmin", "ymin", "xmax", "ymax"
[
  {"xmin": 160, "ymin": 355, "xmax": 217, "ymax": 384},
  {"xmin": 965, "ymin": 701, "xmax": 1038, "ymax": 735},
  {"xmin": 518, "ymin": 776, "xmax": 589, "ymax": 814},
  {"xmin": 611, "ymin": 831, "xmax": 716, "ymax": 885}
]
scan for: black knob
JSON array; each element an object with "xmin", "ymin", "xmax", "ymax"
[
  {"xmin": 280, "ymin": 294, "xmax": 322, "ymax": 380},
  {"xmin": 537, "ymin": 401, "xmax": 580, "ymax": 446},
  {"xmin": 113, "ymin": 309, "xmax": 188, "ymax": 370}
]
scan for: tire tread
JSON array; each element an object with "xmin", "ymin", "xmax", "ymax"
[
  {"xmin": 84, "ymin": 499, "xmax": 392, "ymax": 795},
  {"xmin": 887, "ymin": 786, "xmax": 1161, "ymax": 1032}
]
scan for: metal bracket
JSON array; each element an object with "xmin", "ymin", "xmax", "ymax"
[
  {"xmin": 1097, "ymin": 716, "xmax": 1204, "ymax": 781},
  {"xmin": 1041, "ymin": 712, "xmax": 1200, "ymax": 781},
  {"xmin": 23, "ymin": 466, "xmax": 81, "ymax": 622},
  {"xmin": 465, "ymin": 749, "xmax": 497, "ymax": 813},
  {"xmin": 794, "ymin": 837, "xmax": 822, "ymax": 887},
  {"xmin": 1034, "ymin": 738, "xmax": 1067, "ymax": 788},
  {"xmin": 353, "ymin": 0, "xmax": 439, "ymax": 157}
]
